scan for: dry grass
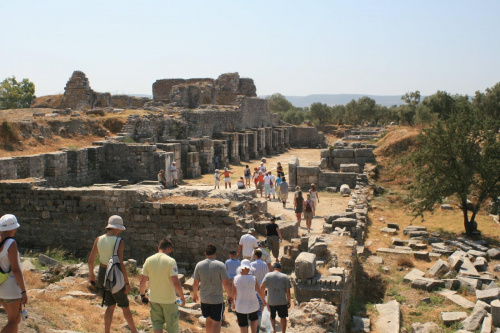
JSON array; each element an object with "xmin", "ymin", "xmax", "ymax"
[
  {"xmin": 396, "ymin": 256, "xmax": 415, "ymax": 268},
  {"xmin": 0, "ymin": 135, "xmax": 104, "ymax": 158}
]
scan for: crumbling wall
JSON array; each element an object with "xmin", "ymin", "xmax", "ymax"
[
  {"xmin": 58, "ymin": 71, "xmax": 150, "ymax": 110},
  {"xmin": 152, "ymin": 73, "xmax": 256, "ymax": 106},
  {"xmin": 59, "ymin": 71, "xmax": 95, "ymax": 110},
  {"xmin": 0, "ymin": 182, "xmax": 244, "ymax": 268},
  {"xmin": 289, "ymin": 126, "xmax": 326, "ymax": 148},
  {"xmin": 152, "ymin": 78, "xmax": 214, "ymax": 103},
  {"xmin": 239, "ymin": 97, "xmax": 273, "ymax": 129},
  {"xmin": 320, "ymin": 146, "xmax": 375, "ymax": 171}
]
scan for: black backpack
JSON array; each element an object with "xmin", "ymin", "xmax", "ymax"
[{"xmin": 305, "ymin": 200, "xmax": 313, "ymax": 212}]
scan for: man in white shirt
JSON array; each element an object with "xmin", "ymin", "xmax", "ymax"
[
  {"xmin": 237, "ymin": 228, "xmax": 258, "ymax": 260},
  {"xmin": 251, "ymin": 249, "xmax": 269, "ymax": 285},
  {"xmin": 268, "ymin": 171, "xmax": 276, "ymax": 201},
  {"xmin": 252, "ymin": 241, "xmax": 272, "ymax": 271},
  {"xmin": 170, "ymin": 162, "xmax": 179, "ymax": 187},
  {"xmin": 263, "ymin": 173, "xmax": 272, "ymax": 200}
]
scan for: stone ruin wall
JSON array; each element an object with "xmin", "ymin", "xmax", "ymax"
[
  {"xmin": 0, "ymin": 182, "xmax": 244, "ymax": 268},
  {"xmin": 58, "ymin": 71, "xmax": 150, "ymax": 110},
  {"xmin": 152, "ymin": 73, "xmax": 257, "ymax": 109}
]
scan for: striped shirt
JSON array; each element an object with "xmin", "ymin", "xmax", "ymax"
[{"xmin": 251, "ymin": 259, "xmax": 269, "ymax": 285}]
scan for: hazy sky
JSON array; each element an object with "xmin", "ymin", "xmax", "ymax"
[{"xmin": 2, "ymin": 1, "xmax": 500, "ymax": 97}]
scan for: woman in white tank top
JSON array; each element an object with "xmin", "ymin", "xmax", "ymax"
[{"xmin": 0, "ymin": 214, "xmax": 27, "ymax": 332}]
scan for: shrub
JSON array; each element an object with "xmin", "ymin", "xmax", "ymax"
[{"xmin": 397, "ymin": 256, "xmax": 415, "ymax": 268}]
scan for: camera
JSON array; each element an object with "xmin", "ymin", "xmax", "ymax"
[{"xmin": 21, "ymin": 309, "xmax": 28, "ymax": 320}]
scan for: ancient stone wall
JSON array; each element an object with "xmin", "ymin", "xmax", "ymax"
[
  {"xmin": 320, "ymin": 146, "xmax": 375, "ymax": 171},
  {"xmin": 58, "ymin": 71, "xmax": 150, "ymax": 110},
  {"xmin": 152, "ymin": 78, "xmax": 214, "ymax": 103},
  {"xmin": 289, "ymin": 126, "xmax": 326, "ymax": 148},
  {"xmin": 0, "ymin": 182, "xmax": 244, "ymax": 267},
  {"xmin": 287, "ymin": 157, "xmax": 358, "ymax": 190},
  {"xmin": 239, "ymin": 97, "xmax": 273, "ymax": 129},
  {"xmin": 59, "ymin": 71, "xmax": 95, "ymax": 110}
]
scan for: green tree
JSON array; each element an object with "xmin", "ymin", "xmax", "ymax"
[
  {"xmin": 331, "ymin": 105, "xmax": 346, "ymax": 124},
  {"xmin": 310, "ymin": 102, "xmax": 331, "ymax": 125},
  {"xmin": 398, "ymin": 91, "xmax": 420, "ymax": 125},
  {"xmin": 357, "ymin": 96, "xmax": 377, "ymax": 123},
  {"xmin": 420, "ymin": 90, "xmax": 455, "ymax": 120},
  {"xmin": 473, "ymin": 82, "xmax": 500, "ymax": 121},
  {"xmin": 0, "ymin": 76, "xmax": 36, "ymax": 109},
  {"xmin": 267, "ymin": 93, "xmax": 293, "ymax": 113},
  {"xmin": 345, "ymin": 99, "xmax": 360, "ymax": 125},
  {"xmin": 409, "ymin": 105, "xmax": 500, "ymax": 235}
]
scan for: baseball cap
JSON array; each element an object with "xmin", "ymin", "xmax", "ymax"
[{"xmin": 247, "ymin": 228, "xmax": 256, "ymax": 234}]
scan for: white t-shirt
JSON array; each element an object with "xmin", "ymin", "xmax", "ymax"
[
  {"xmin": 170, "ymin": 165, "xmax": 177, "ymax": 174},
  {"xmin": 264, "ymin": 175, "xmax": 271, "ymax": 185},
  {"xmin": 239, "ymin": 234, "xmax": 258, "ymax": 257},
  {"xmin": 0, "ymin": 239, "xmax": 23, "ymax": 299},
  {"xmin": 234, "ymin": 274, "xmax": 259, "ymax": 314},
  {"xmin": 269, "ymin": 175, "xmax": 276, "ymax": 187}
]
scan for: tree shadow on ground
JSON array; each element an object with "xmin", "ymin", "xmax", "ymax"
[{"xmin": 350, "ymin": 259, "xmax": 388, "ymax": 317}]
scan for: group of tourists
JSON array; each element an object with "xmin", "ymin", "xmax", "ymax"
[
  {"xmin": 157, "ymin": 162, "xmax": 179, "ymax": 188},
  {"xmin": 293, "ymin": 184, "xmax": 320, "ymax": 233},
  {"xmin": 0, "ymin": 212, "xmax": 291, "ymax": 333}
]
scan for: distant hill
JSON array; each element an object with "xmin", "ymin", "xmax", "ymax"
[
  {"xmin": 260, "ymin": 94, "xmax": 405, "ymax": 107},
  {"xmin": 128, "ymin": 94, "xmax": 152, "ymax": 98}
]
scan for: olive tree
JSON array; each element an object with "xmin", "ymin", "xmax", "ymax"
[{"xmin": 409, "ymin": 105, "xmax": 500, "ymax": 235}]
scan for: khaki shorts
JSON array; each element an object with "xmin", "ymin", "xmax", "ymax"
[
  {"xmin": 0, "ymin": 298, "xmax": 20, "ymax": 304},
  {"xmin": 150, "ymin": 302, "xmax": 179, "ymax": 332},
  {"xmin": 280, "ymin": 192, "xmax": 288, "ymax": 201},
  {"xmin": 98, "ymin": 266, "xmax": 130, "ymax": 308},
  {"xmin": 304, "ymin": 211, "xmax": 314, "ymax": 220},
  {"xmin": 257, "ymin": 182, "xmax": 264, "ymax": 190}
]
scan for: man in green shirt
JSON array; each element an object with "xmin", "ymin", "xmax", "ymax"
[{"xmin": 140, "ymin": 238, "xmax": 185, "ymax": 333}]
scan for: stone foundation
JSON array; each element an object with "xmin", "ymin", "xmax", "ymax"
[{"xmin": 0, "ymin": 182, "xmax": 244, "ymax": 267}]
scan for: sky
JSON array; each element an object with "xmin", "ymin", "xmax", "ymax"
[{"xmin": 2, "ymin": 1, "xmax": 500, "ymax": 98}]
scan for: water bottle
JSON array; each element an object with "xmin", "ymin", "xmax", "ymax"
[{"xmin": 176, "ymin": 299, "xmax": 182, "ymax": 306}]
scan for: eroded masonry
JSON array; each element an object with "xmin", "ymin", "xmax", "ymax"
[{"xmin": 0, "ymin": 71, "xmax": 387, "ymax": 332}]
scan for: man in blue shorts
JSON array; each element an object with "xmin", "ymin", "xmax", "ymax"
[{"xmin": 193, "ymin": 244, "xmax": 232, "ymax": 333}]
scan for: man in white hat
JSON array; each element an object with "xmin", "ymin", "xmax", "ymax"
[
  {"xmin": 88, "ymin": 215, "xmax": 138, "ymax": 333},
  {"xmin": 170, "ymin": 162, "xmax": 179, "ymax": 187},
  {"xmin": 237, "ymin": 228, "xmax": 258, "ymax": 260},
  {"xmin": 0, "ymin": 214, "xmax": 27, "ymax": 333}
]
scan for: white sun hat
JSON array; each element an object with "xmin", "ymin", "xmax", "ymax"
[
  {"xmin": 105, "ymin": 215, "xmax": 126, "ymax": 230},
  {"xmin": 237, "ymin": 259, "xmax": 255, "ymax": 274},
  {"xmin": 0, "ymin": 214, "xmax": 20, "ymax": 232}
]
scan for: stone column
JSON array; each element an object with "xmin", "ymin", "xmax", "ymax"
[
  {"xmin": 288, "ymin": 156, "xmax": 299, "ymax": 188},
  {"xmin": 257, "ymin": 128, "xmax": 266, "ymax": 156},
  {"xmin": 265, "ymin": 127, "xmax": 273, "ymax": 155},
  {"xmin": 213, "ymin": 140, "xmax": 228, "ymax": 169},
  {"xmin": 238, "ymin": 133, "xmax": 249, "ymax": 162},
  {"xmin": 246, "ymin": 131, "xmax": 258, "ymax": 160}
]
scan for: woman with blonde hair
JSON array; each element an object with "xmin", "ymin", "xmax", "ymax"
[
  {"xmin": 0, "ymin": 214, "xmax": 28, "ymax": 333},
  {"xmin": 309, "ymin": 184, "xmax": 319, "ymax": 216}
]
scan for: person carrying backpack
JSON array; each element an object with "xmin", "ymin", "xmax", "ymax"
[
  {"xmin": 244, "ymin": 165, "xmax": 252, "ymax": 187},
  {"xmin": 303, "ymin": 194, "xmax": 315, "ymax": 233},
  {"xmin": 88, "ymin": 215, "xmax": 138, "ymax": 333},
  {"xmin": 0, "ymin": 214, "xmax": 27, "ymax": 333}
]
